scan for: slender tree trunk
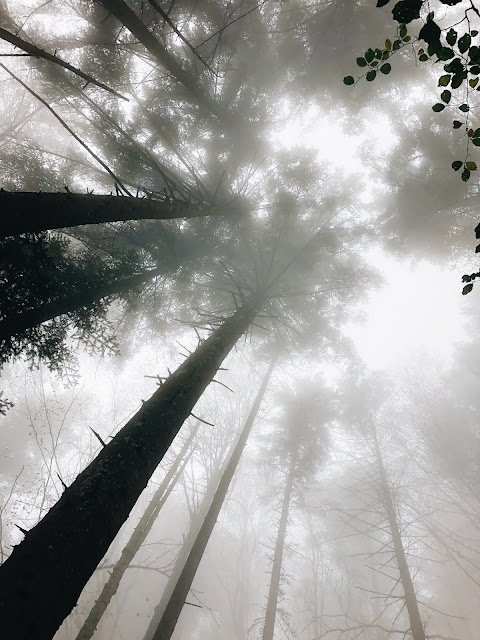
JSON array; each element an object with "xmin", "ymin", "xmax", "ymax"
[
  {"xmin": 0, "ymin": 300, "xmax": 259, "ymax": 640},
  {"xmin": 0, "ymin": 191, "xmax": 225, "ymax": 238},
  {"xmin": 262, "ymin": 451, "xmax": 296, "ymax": 640},
  {"xmin": 146, "ymin": 355, "xmax": 277, "ymax": 640},
  {"xmin": 372, "ymin": 430, "xmax": 426, "ymax": 640},
  {"xmin": 0, "ymin": 265, "xmax": 166, "ymax": 343},
  {"xmin": 74, "ymin": 421, "xmax": 199, "ymax": 640},
  {"xmin": 142, "ymin": 450, "xmax": 225, "ymax": 640},
  {"xmin": 98, "ymin": 0, "xmax": 227, "ymax": 121},
  {"xmin": 0, "ymin": 27, "xmax": 125, "ymax": 100}
]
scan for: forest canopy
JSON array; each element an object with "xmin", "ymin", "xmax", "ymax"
[{"xmin": 0, "ymin": 1, "xmax": 480, "ymax": 640}]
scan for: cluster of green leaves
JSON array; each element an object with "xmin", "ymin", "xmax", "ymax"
[
  {"xmin": 461, "ymin": 222, "xmax": 480, "ymax": 294},
  {"xmin": 345, "ymin": 0, "xmax": 480, "ymax": 181},
  {"xmin": 343, "ymin": 23, "xmax": 410, "ymax": 86}
]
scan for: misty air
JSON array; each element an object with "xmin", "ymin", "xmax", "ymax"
[{"xmin": 0, "ymin": 1, "xmax": 479, "ymax": 639}]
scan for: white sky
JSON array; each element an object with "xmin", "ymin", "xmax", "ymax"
[{"xmin": 344, "ymin": 251, "xmax": 467, "ymax": 370}]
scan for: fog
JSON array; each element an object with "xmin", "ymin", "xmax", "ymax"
[{"xmin": 1, "ymin": 1, "xmax": 480, "ymax": 639}]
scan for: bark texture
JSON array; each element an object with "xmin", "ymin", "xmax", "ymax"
[
  {"xmin": 0, "ymin": 191, "xmax": 224, "ymax": 238},
  {"xmin": 373, "ymin": 430, "xmax": 426, "ymax": 640},
  {"xmin": 146, "ymin": 355, "xmax": 277, "ymax": 640},
  {"xmin": 0, "ymin": 302, "xmax": 257, "ymax": 640},
  {"xmin": 262, "ymin": 452, "xmax": 296, "ymax": 640},
  {"xmin": 74, "ymin": 422, "xmax": 199, "ymax": 640},
  {"xmin": 0, "ymin": 265, "xmax": 166, "ymax": 344}
]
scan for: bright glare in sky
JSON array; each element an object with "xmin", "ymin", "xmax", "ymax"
[{"xmin": 345, "ymin": 252, "xmax": 465, "ymax": 371}]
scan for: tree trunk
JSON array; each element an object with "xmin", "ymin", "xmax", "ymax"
[
  {"xmin": 0, "ymin": 27, "xmax": 125, "ymax": 100},
  {"xmin": 74, "ymin": 421, "xmax": 199, "ymax": 640},
  {"xmin": 373, "ymin": 430, "xmax": 426, "ymax": 640},
  {"xmin": 0, "ymin": 191, "xmax": 225, "ymax": 238},
  {"xmin": 0, "ymin": 265, "xmax": 166, "ymax": 343},
  {"xmin": 141, "ymin": 449, "xmax": 225, "ymax": 640},
  {"xmin": 262, "ymin": 451, "xmax": 296, "ymax": 640},
  {"xmin": 98, "ymin": 0, "xmax": 227, "ymax": 121},
  {"xmin": 146, "ymin": 355, "xmax": 277, "ymax": 640},
  {"xmin": 0, "ymin": 300, "xmax": 259, "ymax": 640}
]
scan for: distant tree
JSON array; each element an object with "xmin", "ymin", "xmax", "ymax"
[
  {"xmin": 262, "ymin": 387, "xmax": 330, "ymax": 640},
  {"xmin": 144, "ymin": 355, "xmax": 277, "ymax": 640}
]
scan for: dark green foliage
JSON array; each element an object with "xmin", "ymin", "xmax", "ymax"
[
  {"xmin": 0, "ymin": 233, "xmax": 140, "ymax": 373},
  {"xmin": 345, "ymin": 2, "xmax": 480, "ymax": 183},
  {"xmin": 392, "ymin": 0, "xmax": 423, "ymax": 24}
]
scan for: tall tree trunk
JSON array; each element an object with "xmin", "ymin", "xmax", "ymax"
[
  {"xmin": 145, "ymin": 355, "xmax": 277, "ymax": 640},
  {"xmin": 98, "ymin": 0, "xmax": 227, "ymax": 121},
  {"xmin": 372, "ymin": 430, "xmax": 426, "ymax": 640},
  {"xmin": 0, "ymin": 191, "xmax": 225, "ymax": 238},
  {"xmin": 262, "ymin": 451, "xmax": 296, "ymax": 640},
  {"xmin": 74, "ymin": 421, "xmax": 199, "ymax": 640},
  {"xmin": 0, "ymin": 265, "xmax": 166, "ymax": 343},
  {"xmin": 0, "ymin": 300, "xmax": 259, "ymax": 640}
]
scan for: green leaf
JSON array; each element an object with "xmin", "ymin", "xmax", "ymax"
[
  {"xmin": 438, "ymin": 74, "xmax": 451, "ymax": 86},
  {"xmin": 365, "ymin": 48, "xmax": 375, "ymax": 63},
  {"xmin": 374, "ymin": 48, "xmax": 383, "ymax": 59},
  {"xmin": 419, "ymin": 54, "xmax": 429, "ymax": 61},
  {"xmin": 343, "ymin": 76, "xmax": 355, "ymax": 85},
  {"xmin": 469, "ymin": 45, "xmax": 480, "ymax": 64},
  {"xmin": 458, "ymin": 33, "xmax": 472, "ymax": 54},
  {"xmin": 462, "ymin": 167, "xmax": 471, "ymax": 181},
  {"xmin": 439, "ymin": 0, "xmax": 464, "ymax": 5},
  {"xmin": 452, "ymin": 160, "xmax": 463, "ymax": 170},
  {"xmin": 432, "ymin": 103, "xmax": 445, "ymax": 112},
  {"xmin": 393, "ymin": 39, "xmax": 402, "ymax": 51},
  {"xmin": 473, "ymin": 30, "xmax": 479, "ymax": 37},
  {"xmin": 476, "ymin": 244, "xmax": 480, "ymax": 253},
  {"xmin": 380, "ymin": 63, "xmax": 392, "ymax": 74},
  {"xmin": 446, "ymin": 29, "xmax": 457, "ymax": 46},
  {"xmin": 453, "ymin": 120, "xmax": 463, "ymax": 129},
  {"xmin": 419, "ymin": 20, "xmax": 441, "ymax": 47},
  {"xmin": 462, "ymin": 274, "xmax": 472, "ymax": 282},
  {"xmin": 382, "ymin": 50, "xmax": 390, "ymax": 60},
  {"xmin": 371, "ymin": 60, "xmax": 379, "ymax": 66},
  {"xmin": 441, "ymin": 90, "xmax": 451, "ymax": 103},
  {"xmin": 451, "ymin": 71, "xmax": 466, "ymax": 89},
  {"xmin": 376, "ymin": 0, "xmax": 391, "ymax": 6},
  {"xmin": 473, "ymin": 128, "xmax": 480, "ymax": 137},
  {"xmin": 459, "ymin": 103, "xmax": 470, "ymax": 112},
  {"xmin": 472, "ymin": 138, "xmax": 480, "ymax": 146},
  {"xmin": 436, "ymin": 47, "xmax": 455, "ymax": 61},
  {"xmin": 356, "ymin": 57, "xmax": 367, "ymax": 67},
  {"xmin": 403, "ymin": 35, "xmax": 411, "ymax": 42},
  {"xmin": 400, "ymin": 24, "xmax": 408, "ymax": 38},
  {"xmin": 462, "ymin": 283, "xmax": 474, "ymax": 295},
  {"xmin": 366, "ymin": 70, "xmax": 377, "ymax": 81},
  {"xmin": 470, "ymin": 64, "xmax": 480, "ymax": 74}
]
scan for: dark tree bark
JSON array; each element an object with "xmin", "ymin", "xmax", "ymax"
[
  {"xmin": 0, "ymin": 27, "xmax": 127, "ymax": 100},
  {"xmin": 0, "ymin": 191, "xmax": 226, "ymax": 238},
  {"xmin": 373, "ymin": 430, "xmax": 426, "ymax": 640},
  {"xmin": 98, "ymin": 0, "xmax": 228, "ymax": 121},
  {"xmin": 74, "ymin": 421, "xmax": 199, "ymax": 640},
  {"xmin": 262, "ymin": 451, "xmax": 296, "ymax": 640},
  {"xmin": 145, "ymin": 355, "xmax": 277, "ymax": 640},
  {"xmin": 0, "ymin": 300, "xmax": 259, "ymax": 640},
  {"xmin": 0, "ymin": 265, "xmax": 167, "ymax": 345}
]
